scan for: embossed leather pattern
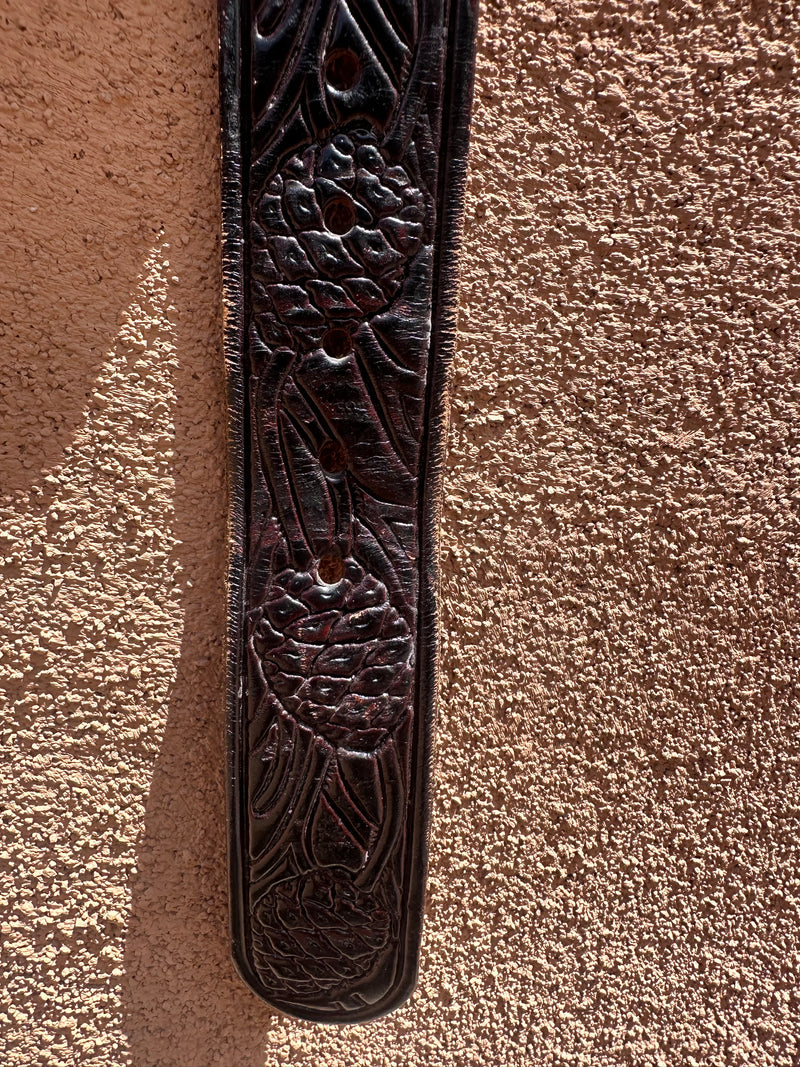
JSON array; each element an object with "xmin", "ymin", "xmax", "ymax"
[{"xmin": 218, "ymin": 0, "xmax": 477, "ymax": 1021}]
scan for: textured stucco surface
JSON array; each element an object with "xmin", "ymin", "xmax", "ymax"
[{"xmin": 3, "ymin": 0, "xmax": 800, "ymax": 1064}]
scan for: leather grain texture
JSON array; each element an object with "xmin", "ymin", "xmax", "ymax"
[{"xmin": 219, "ymin": 0, "xmax": 477, "ymax": 1021}]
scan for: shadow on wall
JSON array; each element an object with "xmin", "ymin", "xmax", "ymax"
[
  {"xmin": 81, "ymin": 7, "xmax": 278, "ymax": 1067},
  {"xmin": 116, "ymin": 226, "xmax": 275, "ymax": 1065},
  {"xmin": 1, "ymin": 2, "xmax": 284, "ymax": 1064},
  {"xmin": 118, "ymin": 519, "xmax": 276, "ymax": 1067},
  {"xmin": 2, "ymin": 5, "xmax": 164, "ymax": 495}
]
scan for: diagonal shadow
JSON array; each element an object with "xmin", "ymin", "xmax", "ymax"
[
  {"xmin": 0, "ymin": 3, "xmax": 167, "ymax": 496},
  {"xmin": 109, "ymin": 4, "xmax": 280, "ymax": 1065},
  {"xmin": 0, "ymin": 1, "xmax": 283, "ymax": 1062},
  {"xmin": 117, "ymin": 225, "xmax": 278, "ymax": 1064}
]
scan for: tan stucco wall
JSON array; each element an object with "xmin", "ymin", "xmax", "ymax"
[{"xmin": 3, "ymin": 1, "xmax": 800, "ymax": 1064}]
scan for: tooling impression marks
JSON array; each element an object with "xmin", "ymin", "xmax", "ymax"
[{"xmin": 219, "ymin": 0, "xmax": 477, "ymax": 1021}]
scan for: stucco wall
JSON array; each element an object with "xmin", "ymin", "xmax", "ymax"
[{"xmin": 3, "ymin": 1, "xmax": 800, "ymax": 1065}]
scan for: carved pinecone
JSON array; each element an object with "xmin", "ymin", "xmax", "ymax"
[
  {"xmin": 251, "ymin": 868, "xmax": 392, "ymax": 1001},
  {"xmin": 251, "ymin": 557, "xmax": 413, "ymax": 751},
  {"xmin": 251, "ymin": 128, "xmax": 426, "ymax": 351}
]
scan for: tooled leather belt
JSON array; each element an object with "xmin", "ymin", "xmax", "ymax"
[{"xmin": 218, "ymin": 0, "xmax": 477, "ymax": 1022}]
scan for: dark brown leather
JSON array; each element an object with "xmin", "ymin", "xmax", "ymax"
[{"xmin": 218, "ymin": 0, "xmax": 477, "ymax": 1022}]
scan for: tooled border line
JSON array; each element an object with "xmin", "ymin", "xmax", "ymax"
[{"xmin": 218, "ymin": 0, "xmax": 478, "ymax": 1022}]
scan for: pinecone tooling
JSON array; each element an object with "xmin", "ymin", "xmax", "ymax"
[
  {"xmin": 251, "ymin": 868, "xmax": 393, "ymax": 1003},
  {"xmin": 250, "ymin": 556, "xmax": 414, "ymax": 752},
  {"xmin": 251, "ymin": 127, "xmax": 426, "ymax": 354}
]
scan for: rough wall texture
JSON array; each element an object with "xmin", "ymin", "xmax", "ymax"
[{"xmin": 2, "ymin": 1, "xmax": 800, "ymax": 1065}]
